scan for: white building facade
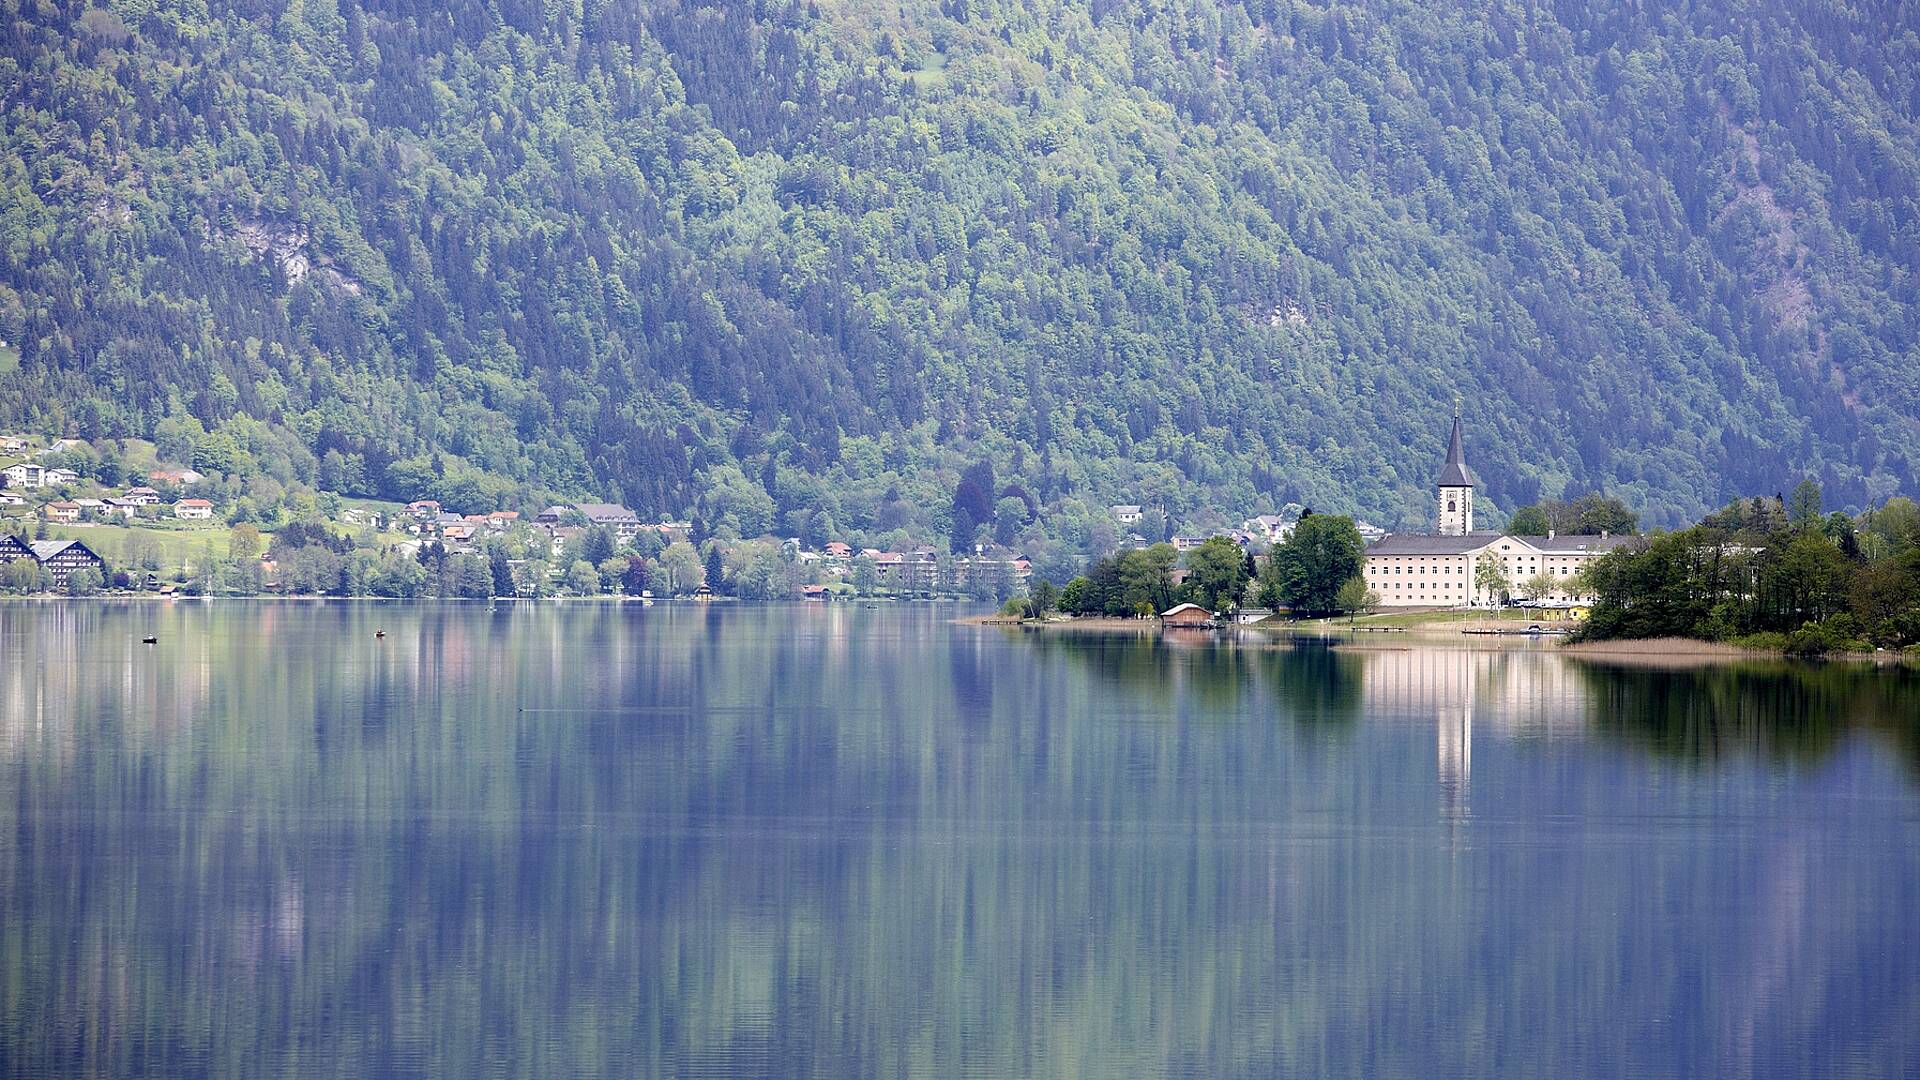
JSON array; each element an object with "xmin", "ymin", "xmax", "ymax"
[{"xmin": 1364, "ymin": 532, "xmax": 1633, "ymax": 607}]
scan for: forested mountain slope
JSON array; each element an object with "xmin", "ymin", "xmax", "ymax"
[{"xmin": 3, "ymin": 0, "xmax": 1917, "ymax": 544}]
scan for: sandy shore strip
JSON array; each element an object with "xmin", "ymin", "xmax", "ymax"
[
  {"xmin": 956, "ymin": 615, "xmax": 1156, "ymax": 632},
  {"xmin": 1553, "ymin": 636, "xmax": 1784, "ymax": 668}
]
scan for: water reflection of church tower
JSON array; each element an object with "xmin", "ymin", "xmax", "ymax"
[{"xmin": 1437, "ymin": 660, "xmax": 1472, "ymax": 817}]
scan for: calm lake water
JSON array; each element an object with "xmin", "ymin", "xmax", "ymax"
[{"xmin": 2, "ymin": 601, "xmax": 1918, "ymax": 1078}]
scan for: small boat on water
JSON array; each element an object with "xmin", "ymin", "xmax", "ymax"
[{"xmin": 141, "ymin": 636, "xmax": 157, "ymax": 645}]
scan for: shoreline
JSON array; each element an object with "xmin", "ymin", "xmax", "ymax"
[{"xmin": 958, "ymin": 615, "xmax": 1917, "ymax": 666}]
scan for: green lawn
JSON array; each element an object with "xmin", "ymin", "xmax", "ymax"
[
  {"xmin": 45, "ymin": 521, "xmax": 232, "ymax": 572},
  {"xmin": 27, "ymin": 500, "xmax": 417, "ymax": 572},
  {"xmin": 909, "ymin": 49, "xmax": 948, "ymax": 88},
  {"xmin": 0, "ymin": 341, "xmax": 18, "ymax": 376}
]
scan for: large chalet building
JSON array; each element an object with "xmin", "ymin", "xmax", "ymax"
[
  {"xmin": 1363, "ymin": 415, "xmax": 1634, "ymax": 608},
  {"xmin": 1, "ymin": 535, "xmax": 106, "ymax": 589}
]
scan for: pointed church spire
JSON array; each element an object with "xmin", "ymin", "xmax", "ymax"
[{"xmin": 1435, "ymin": 409, "xmax": 1474, "ymax": 489}]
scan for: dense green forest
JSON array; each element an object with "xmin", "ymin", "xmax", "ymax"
[{"xmin": 4, "ymin": 0, "xmax": 1918, "ymax": 551}]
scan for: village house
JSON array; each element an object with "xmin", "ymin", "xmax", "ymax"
[
  {"xmin": 1241, "ymin": 515, "xmax": 1295, "ymax": 545},
  {"xmin": 486, "ymin": 510, "xmax": 519, "ymax": 531},
  {"xmin": 1110, "ymin": 504, "xmax": 1143, "ymax": 525},
  {"xmin": 575, "ymin": 503, "xmax": 641, "ymax": 543},
  {"xmin": 407, "ymin": 500, "xmax": 442, "ymax": 520},
  {"xmin": 3, "ymin": 463, "xmax": 46, "ymax": 489},
  {"xmin": 42, "ymin": 468, "xmax": 79, "ymax": 487},
  {"xmin": 71, "ymin": 498, "xmax": 108, "ymax": 518},
  {"xmin": 0, "ymin": 436, "xmax": 29, "ymax": 455},
  {"xmin": 548, "ymin": 526, "xmax": 584, "ymax": 559},
  {"xmin": 1, "ymin": 534, "xmax": 31, "ymax": 561},
  {"xmin": 105, "ymin": 497, "xmax": 144, "ymax": 519},
  {"xmin": 43, "ymin": 501, "xmax": 80, "ymax": 523},
  {"xmin": 1362, "ymin": 415, "xmax": 1635, "ymax": 607},
  {"xmin": 29, "ymin": 539, "xmax": 105, "ymax": 588},
  {"xmin": 867, "ymin": 549, "xmax": 941, "ymax": 591},
  {"xmin": 537, "ymin": 503, "xmax": 644, "ymax": 543},
  {"xmin": 123, "ymin": 486, "xmax": 161, "ymax": 505},
  {"xmin": 38, "ymin": 438, "xmax": 86, "ymax": 457},
  {"xmin": 869, "ymin": 551, "xmax": 906, "ymax": 587},
  {"xmin": 441, "ymin": 525, "xmax": 479, "ymax": 552},
  {"xmin": 0, "ymin": 492, "xmax": 25, "ymax": 507},
  {"xmin": 174, "ymin": 498, "xmax": 215, "ymax": 520}
]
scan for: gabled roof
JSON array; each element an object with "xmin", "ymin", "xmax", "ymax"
[
  {"xmin": 1436, "ymin": 413, "xmax": 1475, "ymax": 488},
  {"xmin": 1512, "ymin": 533, "xmax": 1637, "ymax": 553},
  {"xmin": 1367, "ymin": 532, "xmax": 1503, "ymax": 556},
  {"xmin": 575, "ymin": 503, "xmax": 638, "ymax": 521},
  {"xmin": 1160, "ymin": 602, "xmax": 1213, "ymax": 617},
  {"xmin": 1368, "ymin": 532, "xmax": 1637, "ymax": 556},
  {"xmin": 31, "ymin": 539, "xmax": 97, "ymax": 560}
]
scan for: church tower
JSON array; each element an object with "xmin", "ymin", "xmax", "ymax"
[{"xmin": 1435, "ymin": 409, "xmax": 1475, "ymax": 536}]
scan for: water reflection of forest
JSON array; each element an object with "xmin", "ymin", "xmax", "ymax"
[{"xmin": 4, "ymin": 604, "xmax": 1919, "ymax": 1076}]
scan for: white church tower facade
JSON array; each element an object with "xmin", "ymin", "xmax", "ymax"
[{"xmin": 1435, "ymin": 410, "xmax": 1475, "ymax": 536}]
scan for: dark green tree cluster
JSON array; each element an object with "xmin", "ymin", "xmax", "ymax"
[
  {"xmin": 1506, "ymin": 495, "xmax": 1639, "ymax": 537},
  {"xmin": 2, "ymin": 0, "xmax": 1917, "ymax": 542},
  {"xmin": 1060, "ymin": 544, "xmax": 1180, "ymax": 617},
  {"xmin": 948, "ymin": 461, "xmax": 996, "ymax": 554},
  {"xmin": 1577, "ymin": 489, "xmax": 1920, "ymax": 653},
  {"xmin": 1057, "ymin": 534, "xmax": 1253, "ymax": 616},
  {"xmin": 1258, "ymin": 514, "xmax": 1366, "ymax": 616}
]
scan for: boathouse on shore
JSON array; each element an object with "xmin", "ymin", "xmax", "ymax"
[{"xmin": 1159, "ymin": 603, "xmax": 1215, "ymax": 628}]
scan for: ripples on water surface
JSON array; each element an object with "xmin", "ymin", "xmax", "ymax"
[{"xmin": 1, "ymin": 601, "xmax": 1917, "ymax": 1078}]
